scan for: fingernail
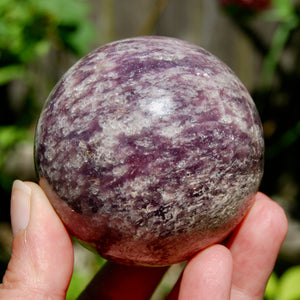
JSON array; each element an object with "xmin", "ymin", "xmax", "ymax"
[{"xmin": 11, "ymin": 180, "xmax": 31, "ymax": 236}]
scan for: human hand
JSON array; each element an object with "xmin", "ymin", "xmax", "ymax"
[{"xmin": 0, "ymin": 181, "xmax": 288, "ymax": 299}]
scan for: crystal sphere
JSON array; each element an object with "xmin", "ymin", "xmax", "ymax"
[{"xmin": 35, "ymin": 36, "xmax": 264, "ymax": 266}]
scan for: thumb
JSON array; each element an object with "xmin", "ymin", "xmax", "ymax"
[{"xmin": 0, "ymin": 180, "xmax": 74, "ymax": 300}]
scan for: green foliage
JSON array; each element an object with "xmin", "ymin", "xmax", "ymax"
[
  {"xmin": 271, "ymin": 0, "xmax": 295, "ymax": 19},
  {"xmin": 0, "ymin": 0, "xmax": 95, "ymax": 84},
  {"xmin": 33, "ymin": 0, "xmax": 96, "ymax": 55},
  {"xmin": 265, "ymin": 266, "xmax": 300, "ymax": 300},
  {"xmin": 0, "ymin": 126, "xmax": 31, "ymax": 150},
  {"xmin": 260, "ymin": 0, "xmax": 300, "ymax": 88},
  {"xmin": 66, "ymin": 252, "xmax": 106, "ymax": 300},
  {"xmin": 223, "ymin": 4, "xmax": 300, "ymax": 298},
  {"xmin": 0, "ymin": 126, "xmax": 32, "ymax": 189},
  {"xmin": 0, "ymin": 65, "xmax": 26, "ymax": 85},
  {"xmin": 0, "ymin": 0, "xmax": 95, "ymax": 190},
  {"xmin": 265, "ymin": 272, "xmax": 279, "ymax": 299},
  {"xmin": 66, "ymin": 270, "xmax": 92, "ymax": 300}
]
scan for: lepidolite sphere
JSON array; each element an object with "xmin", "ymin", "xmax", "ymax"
[{"xmin": 35, "ymin": 36, "xmax": 264, "ymax": 266}]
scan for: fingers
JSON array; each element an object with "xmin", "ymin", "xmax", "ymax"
[
  {"xmin": 173, "ymin": 245, "xmax": 233, "ymax": 300},
  {"xmin": 0, "ymin": 180, "xmax": 74, "ymax": 300},
  {"xmin": 84, "ymin": 192, "xmax": 286, "ymax": 300},
  {"xmin": 0, "ymin": 184, "xmax": 287, "ymax": 300},
  {"xmin": 168, "ymin": 192, "xmax": 287, "ymax": 300},
  {"xmin": 78, "ymin": 261, "xmax": 168, "ymax": 300},
  {"xmin": 227, "ymin": 192, "xmax": 288, "ymax": 299}
]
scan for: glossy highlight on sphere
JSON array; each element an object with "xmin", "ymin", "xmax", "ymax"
[{"xmin": 35, "ymin": 36, "xmax": 264, "ymax": 266}]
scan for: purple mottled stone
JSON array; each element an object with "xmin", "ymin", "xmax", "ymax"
[{"xmin": 35, "ymin": 36, "xmax": 264, "ymax": 266}]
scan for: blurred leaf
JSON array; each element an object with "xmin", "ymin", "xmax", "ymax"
[
  {"xmin": 0, "ymin": 125, "xmax": 31, "ymax": 167},
  {"xmin": 260, "ymin": 14, "xmax": 299, "ymax": 88},
  {"xmin": 0, "ymin": 65, "xmax": 26, "ymax": 85},
  {"xmin": 255, "ymin": 0, "xmax": 299, "ymax": 88},
  {"xmin": 0, "ymin": 0, "xmax": 95, "ymax": 69},
  {"xmin": 35, "ymin": 0, "xmax": 90, "ymax": 24},
  {"xmin": 34, "ymin": 0, "xmax": 95, "ymax": 55},
  {"xmin": 66, "ymin": 250, "xmax": 105, "ymax": 300},
  {"xmin": 265, "ymin": 272, "xmax": 279, "ymax": 299},
  {"xmin": 58, "ymin": 21, "xmax": 96, "ymax": 55},
  {"xmin": 271, "ymin": 0, "xmax": 294, "ymax": 20},
  {"xmin": 0, "ymin": 126, "xmax": 32, "ymax": 190},
  {"xmin": 66, "ymin": 270, "xmax": 91, "ymax": 300},
  {"xmin": 0, "ymin": 126, "xmax": 30, "ymax": 150},
  {"xmin": 276, "ymin": 265, "xmax": 300, "ymax": 300}
]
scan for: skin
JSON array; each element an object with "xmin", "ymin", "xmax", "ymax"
[{"xmin": 0, "ymin": 181, "xmax": 288, "ymax": 300}]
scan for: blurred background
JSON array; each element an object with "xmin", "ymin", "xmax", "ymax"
[{"xmin": 1, "ymin": 0, "xmax": 300, "ymax": 298}]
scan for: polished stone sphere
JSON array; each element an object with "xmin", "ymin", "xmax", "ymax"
[{"xmin": 35, "ymin": 36, "xmax": 264, "ymax": 266}]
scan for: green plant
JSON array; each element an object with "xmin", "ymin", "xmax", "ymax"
[
  {"xmin": 0, "ymin": 0, "xmax": 95, "ymax": 69},
  {"xmin": 260, "ymin": 0, "xmax": 300, "ymax": 88},
  {"xmin": 66, "ymin": 248, "xmax": 106, "ymax": 300},
  {"xmin": 265, "ymin": 266, "xmax": 300, "ymax": 300},
  {"xmin": 0, "ymin": 0, "xmax": 95, "ymax": 190}
]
